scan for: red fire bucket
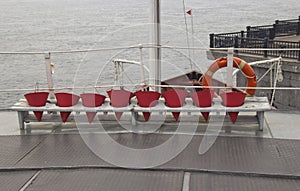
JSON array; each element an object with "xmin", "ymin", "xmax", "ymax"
[
  {"xmin": 24, "ymin": 92, "xmax": 49, "ymax": 121},
  {"xmin": 107, "ymin": 90, "xmax": 134, "ymax": 120},
  {"xmin": 162, "ymin": 89, "xmax": 188, "ymax": 121},
  {"xmin": 80, "ymin": 93, "xmax": 106, "ymax": 123},
  {"xmin": 135, "ymin": 91, "xmax": 161, "ymax": 121},
  {"xmin": 220, "ymin": 91, "xmax": 246, "ymax": 123},
  {"xmin": 55, "ymin": 93, "xmax": 80, "ymax": 122},
  {"xmin": 190, "ymin": 89, "xmax": 213, "ymax": 121}
]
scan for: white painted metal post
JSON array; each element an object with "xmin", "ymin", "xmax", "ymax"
[
  {"xmin": 45, "ymin": 53, "xmax": 55, "ymax": 99},
  {"xmin": 139, "ymin": 45, "xmax": 146, "ymax": 85},
  {"xmin": 114, "ymin": 61, "xmax": 117, "ymax": 86},
  {"xmin": 149, "ymin": 0, "xmax": 161, "ymax": 92},
  {"xmin": 227, "ymin": 48, "xmax": 234, "ymax": 89}
]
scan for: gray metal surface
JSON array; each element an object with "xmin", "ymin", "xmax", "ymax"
[
  {"xmin": 163, "ymin": 135, "xmax": 300, "ymax": 176},
  {"xmin": 10, "ymin": 133, "xmax": 300, "ymax": 176},
  {"xmin": 0, "ymin": 135, "xmax": 46, "ymax": 167},
  {"xmin": 25, "ymin": 169, "xmax": 183, "ymax": 191},
  {"xmin": 15, "ymin": 134, "xmax": 108, "ymax": 168},
  {"xmin": 0, "ymin": 170, "xmax": 37, "ymax": 191},
  {"xmin": 1, "ymin": 133, "xmax": 300, "ymax": 190},
  {"xmin": 190, "ymin": 172, "xmax": 300, "ymax": 191}
]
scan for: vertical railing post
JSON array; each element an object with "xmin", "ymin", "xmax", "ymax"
[
  {"xmin": 234, "ymin": 36, "xmax": 239, "ymax": 54},
  {"xmin": 139, "ymin": 44, "xmax": 146, "ymax": 85},
  {"xmin": 150, "ymin": 0, "xmax": 161, "ymax": 93},
  {"xmin": 240, "ymin": 30, "xmax": 244, "ymax": 47},
  {"xmin": 45, "ymin": 52, "xmax": 55, "ymax": 99},
  {"xmin": 209, "ymin": 33, "xmax": 214, "ymax": 48},
  {"xmin": 246, "ymin": 26, "xmax": 251, "ymax": 38},
  {"xmin": 227, "ymin": 48, "xmax": 234, "ymax": 88},
  {"xmin": 270, "ymin": 25, "xmax": 276, "ymax": 39},
  {"xmin": 263, "ymin": 37, "xmax": 268, "ymax": 57},
  {"xmin": 297, "ymin": 21, "xmax": 300, "ymax": 35},
  {"xmin": 298, "ymin": 41, "xmax": 300, "ymax": 61}
]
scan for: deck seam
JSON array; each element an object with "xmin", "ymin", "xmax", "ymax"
[
  {"xmin": 1, "ymin": 165, "xmax": 300, "ymax": 180},
  {"xmin": 18, "ymin": 170, "xmax": 41, "ymax": 191},
  {"xmin": 13, "ymin": 136, "xmax": 49, "ymax": 167},
  {"xmin": 182, "ymin": 172, "xmax": 191, "ymax": 191}
]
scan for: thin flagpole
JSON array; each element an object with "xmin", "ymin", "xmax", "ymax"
[
  {"xmin": 187, "ymin": 9, "xmax": 195, "ymax": 70},
  {"xmin": 182, "ymin": 1, "xmax": 193, "ymax": 70}
]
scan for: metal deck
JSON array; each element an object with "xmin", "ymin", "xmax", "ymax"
[
  {"xmin": 0, "ymin": 132, "xmax": 300, "ymax": 190},
  {"xmin": 189, "ymin": 172, "xmax": 300, "ymax": 191},
  {"xmin": 23, "ymin": 169, "xmax": 183, "ymax": 191}
]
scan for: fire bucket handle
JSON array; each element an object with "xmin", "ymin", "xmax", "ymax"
[{"xmin": 34, "ymin": 82, "xmax": 39, "ymax": 93}]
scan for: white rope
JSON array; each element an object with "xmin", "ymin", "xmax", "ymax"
[
  {"xmin": 270, "ymin": 65, "xmax": 273, "ymax": 88},
  {"xmin": 270, "ymin": 59, "xmax": 281, "ymax": 106},
  {"xmin": 257, "ymin": 63, "xmax": 275, "ymax": 83}
]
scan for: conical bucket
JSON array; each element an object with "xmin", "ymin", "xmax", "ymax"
[
  {"xmin": 81, "ymin": 93, "xmax": 106, "ymax": 123},
  {"xmin": 190, "ymin": 89, "xmax": 213, "ymax": 121},
  {"xmin": 107, "ymin": 90, "xmax": 134, "ymax": 120},
  {"xmin": 24, "ymin": 92, "xmax": 49, "ymax": 121},
  {"xmin": 135, "ymin": 91, "xmax": 161, "ymax": 121},
  {"xmin": 220, "ymin": 91, "xmax": 246, "ymax": 123},
  {"xmin": 55, "ymin": 93, "xmax": 80, "ymax": 122},
  {"xmin": 162, "ymin": 89, "xmax": 188, "ymax": 121}
]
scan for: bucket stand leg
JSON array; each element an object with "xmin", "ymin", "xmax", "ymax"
[
  {"xmin": 17, "ymin": 111, "xmax": 28, "ymax": 130},
  {"xmin": 257, "ymin": 111, "xmax": 265, "ymax": 131},
  {"xmin": 131, "ymin": 111, "xmax": 137, "ymax": 126}
]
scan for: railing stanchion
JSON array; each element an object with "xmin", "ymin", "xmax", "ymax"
[
  {"xmin": 298, "ymin": 41, "xmax": 300, "ymax": 61},
  {"xmin": 139, "ymin": 44, "xmax": 146, "ymax": 85},
  {"xmin": 227, "ymin": 48, "xmax": 234, "ymax": 88},
  {"xmin": 263, "ymin": 38, "xmax": 269, "ymax": 57},
  {"xmin": 45, "ymin": 53, "xmax": 54, "ymax": 99},
  {"xmin": 234, "ymin": 36, "xmax": 239, "ymax": 54},
  {"xmin": 209, "ymin": 33, "xmax": 215, "ymax": 48}
]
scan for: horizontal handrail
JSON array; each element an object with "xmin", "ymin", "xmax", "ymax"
[
  {"xmin": 1, "ymin": 84, "xmax": 300, "ymax": 93},
  {"xmin": 0, "ymin": 45, "xmax": 299, "ymax": 55}
]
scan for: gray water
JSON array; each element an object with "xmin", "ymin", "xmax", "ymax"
[{"xmin": 0, "ymin": 0, "xmax": 299, "ymax": 109}]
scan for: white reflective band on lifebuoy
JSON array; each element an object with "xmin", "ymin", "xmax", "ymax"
[
  {"xmin": 239, "ymin": 60, "xmax": 246, "ymax": 70},
  {"xmin": 205, "ymin": 70, "xmax": 214, "ymax": 77}
]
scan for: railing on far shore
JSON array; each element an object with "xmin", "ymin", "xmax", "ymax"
[{"xmin": 209, "ymin": 16, "xmax": 300, "ymax": 61}]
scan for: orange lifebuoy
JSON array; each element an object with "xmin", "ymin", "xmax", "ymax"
[{"xmin": 202, "ymin": 57, "xmax": 257, "ymax": 96}]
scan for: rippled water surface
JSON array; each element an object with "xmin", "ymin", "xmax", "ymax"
[{"xmin": 0, "ymin": 0, "xmax": 299, "ymax": 109}]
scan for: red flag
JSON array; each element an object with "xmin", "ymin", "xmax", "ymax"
[{"xmin": 186, "ymin": 9, "xmax": 192, "ymax": 15}]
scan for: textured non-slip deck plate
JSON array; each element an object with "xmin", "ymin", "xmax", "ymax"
[
  {"xmin": 162, "ymin": 135, "xmax": 300, "ymax": 175},
  {"xmin": 9, "ymin": 133, "xmax": 300, "ymax": 176},
  {"xmin": 0, "ymin": 170, "xmax": 37, "ymax": 191},
  {"xmin": 25, "ymin": 169, "xmax": 183, "ymax": 191},
  {"xmin": 15, "ymin": 134, "xmax": 108, "ymax": 168},
  {"xmin": 190, "ymin": 172, "xmax": 300, "ymax": 191},
  {"xmin": 0, "ymin": 135, "xmax": 46, "ymax": 167},
  {"xmin": 1, "ymin": 133, "xmax": 300, "ymax": 190}
]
